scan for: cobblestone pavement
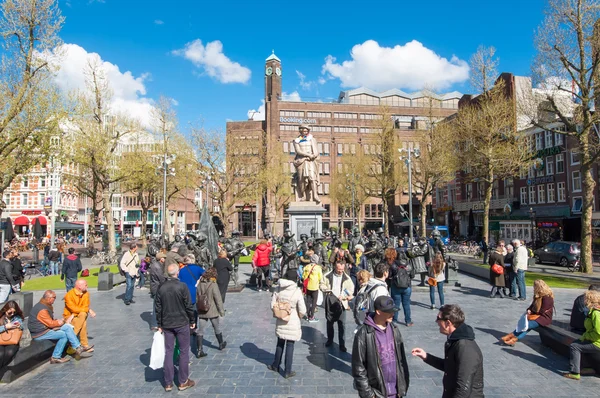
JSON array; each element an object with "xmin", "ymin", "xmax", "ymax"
[{"xmin": 2, "ymin": 265, "xmax": 600, "ymax": 397}]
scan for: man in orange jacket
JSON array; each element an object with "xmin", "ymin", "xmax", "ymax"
[{"xmin": 63, "ymin": 279, "xmax": 96, "ymax": 352}]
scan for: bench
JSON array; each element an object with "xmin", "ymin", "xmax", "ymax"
[
  {"xmin": 537, "ymin": 321, "xmax": 600, "ymax": 374},
  {"xmin": 0, "ymin": 338, "xmax": 55, "ymax": 383},
  {"xmin": 7, "ymin": 291, "xmax": 34, "ymax": 318},
  {"xmin": 97, "ymin": 269, "xmax": 126, "ymax": 291}
]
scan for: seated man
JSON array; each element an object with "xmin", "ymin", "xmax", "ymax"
[
  {"xmin": 63, "ymin": 280, "xmax": 96, "ymax": 353},
  {"xmin": 28, "ymin": 290, "xmax": 93, "ymax": 364},
  {"xmin": 571, "ymin": 284, "xmax": 600, "ymax": 333}
]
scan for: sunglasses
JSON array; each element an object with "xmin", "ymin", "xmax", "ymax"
[{"xmin": 435, "ymin": 316, "xmax": 447, "ymax": 323}]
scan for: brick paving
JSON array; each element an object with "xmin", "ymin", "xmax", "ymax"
[{"xmin": 1, "ymin": 264, "xmax": 600, "ymax": 397}]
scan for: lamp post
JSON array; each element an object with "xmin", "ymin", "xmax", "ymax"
[
  {"xmin": 159, "ymin": 154, "xmax": 176, "ymax": 238},
  {"xmin": 528, "ymin": 207, "xmax": 536, "ymax": 248},
  {"xmin": 399, "ymin": 147, "xmax": 420, "ymax": 242}
]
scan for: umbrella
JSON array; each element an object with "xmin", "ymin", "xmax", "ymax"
[
  {"xmin": 468, "ymin": 209, "xmax": 475, "ymax": 238},
  {"xmin": 5, "ymin": 217, "xmax": 15, "ymax": 242},
  {"xmin": 33, "ymin": 217, "xmax": 43, "ymax": 241}
]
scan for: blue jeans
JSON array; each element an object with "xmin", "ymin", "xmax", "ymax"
[
  {"xmin": 391, "ymin": 285, "xmax": 412, "ymax": 324},
  {"xmin": 65, "ymin": 277, "xmax": 76, "ymax": 292},
  {"xmin": 137, "ymin": 272, "xmax": 146, "ymax": 288},
  {"xmin": 0, "ymin": 284, "xmax": 11, "ymax": 303},
  {"xmin": 514, "ymin": 320, "xmax": 539, "ymax": 340},
  {"xmin": 49, "ymin": 261, "xmax": 60, "ymax": 276},
  {"xmin": 35, "ymin": 324, "xmax": 81, "ymax": 359},
  {"xmin": 429, "ymin": 281, "xmax": 445, "ymax": 306},
  {"xmin": 125, "ymin": 273, "xmax": 135, "ymax": 303},
  {"xmin": 511, "ymin": 270, "xmax": 526, "ymax": 299}
]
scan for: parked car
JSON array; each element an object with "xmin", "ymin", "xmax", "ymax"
[{"xmin": 534, "ymin": 241, "xmax": 580, "ymax": 267}]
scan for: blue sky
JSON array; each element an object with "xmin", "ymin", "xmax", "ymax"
[{"xmin": 57, "ymin": 0, "xmax": 547, "ymax": 132}]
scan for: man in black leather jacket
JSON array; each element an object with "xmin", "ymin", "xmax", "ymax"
[
  {"xmin": 412, "ymin": 304, "xmax": 484, "ymax": 398},
  {"xmin": 352, "ymin": 296, "xmax": 410, "ymax": 398}
]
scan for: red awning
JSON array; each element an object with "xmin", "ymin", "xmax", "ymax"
[
  {"xmin": 32, "ymin": 216, "xmax": 47, "ymax": 226},
  {"xmin": 13, "ymin": 215, "xmax": 30, "ymax": 226}
]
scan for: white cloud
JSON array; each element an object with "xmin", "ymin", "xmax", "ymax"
[
  {"xmin": 154, "ymin": 19, "xmax": 164, "ymax": 25},
  {"xmin": 281, "ymin": 91, "xmax": 302, "ymax": 102},
  {"xmin": 170, "ymin": 98, "xmax": 179, "ymax": 106},
  {"xmin": 48, "ymin": 43, "xmax": 155, "ymax": 128},
  {"xmin": 318, "ymin": 77, "xmax": 327, "ymax": 85},
  {"xmin": 321, "ymin": 39, "xmax": 469, "ymax": 91},
  {"xmin": 247, "ymin": 100, "xmax": 265, "ymax": 120},
  {"xmin": 296, "ymin": 70, "xmax": 314, "ymax": 90},
  {"xmin": 173, "ymin": 39, "xmax": 251, "ymax": 84}
]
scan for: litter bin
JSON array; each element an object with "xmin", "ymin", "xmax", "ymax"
[{"xmin": 445, "ymin": 256, "xmax": 461, "ymax": 287}]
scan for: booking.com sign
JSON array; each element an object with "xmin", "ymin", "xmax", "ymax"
[{"xmin": 279, "ymin": 117, "xmax": 317, "ymax": 124}]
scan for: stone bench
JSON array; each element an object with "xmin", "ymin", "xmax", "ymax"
[
  {"xmin": 7, "ymin": 291, "xmax": 34, "ymax": 318},
  {"xmin": 0, "ymin": 339, "xmax": 55, "ymax": 383},
  {"xmin": 97, "ymin": 268, "xmax": 126, "ymax": 291},
  {"xmin": 536, "ymin": 321, "xmax": 600, "ymax": 374}
]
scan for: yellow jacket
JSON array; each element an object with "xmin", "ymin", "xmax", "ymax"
[
  {"xmin": 302, "ymin": 264, "xmax": 323, "ymax": 291},
  {"xmin": 63, "ymin": 288, "xmax": 90, "ymax": 318}
]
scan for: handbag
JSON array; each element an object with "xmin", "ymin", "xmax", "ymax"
[
  {"xmin": 527, "ymin": 314, "xmax": 540, "ymax": 321},
  {"xmin": 302, "ymin": 265, "xmax": 316, "ymax": 294},
  {"xmin": 427, "ymin": 277, "xmax": 438, "ymax": 287},
  {"xmin": 0, "ymin": 328, "xmax": 23, "ymax": 346},
  {"xmin": 491, "ymin": 263, "xmax": 504, "ymax": 275}
]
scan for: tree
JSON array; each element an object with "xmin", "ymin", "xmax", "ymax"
[
  {"xmin": 330, "ymin": 152, "xmax": 370, "ymax": 230},
  {"xmin": 192, "ymin": 128, "xmax": 261, "ymax": 236},
  {"xmin": 521, "ymin": 0, "xmax": 600, "ymax": 273},
  {"xmin": 68, "ymin": 58, "xmax": 139, "ymax": 253},
  {"xmin": 261, "ymin": 145, "xmax": 293, "ymax": 235},
  {"xmin": 412, "ymin": 89, "xmax": 458, "ymax": 235},
  {"xmin": 454, "ymin": 49, "xmax": 531, "ymax": 243},
  {"xmin": 0, "ymin": 0, "xmax": 65, "ymax": 210}
]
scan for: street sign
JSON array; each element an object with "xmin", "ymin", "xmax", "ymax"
[{"xmin": 100, "ymin": 225, "xmax": 105, "ymax": 230}]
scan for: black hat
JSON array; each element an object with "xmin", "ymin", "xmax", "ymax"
[
  {"xmin": 374, "ymin": 296, "xmax": 399, "ymax": 313},
  {"xmin": 232, "ymin": 230, "xmax": 241, "ymax": 236}
]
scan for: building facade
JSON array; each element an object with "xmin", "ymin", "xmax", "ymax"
[{"xmin": 226, "ymin": 53, "xmax": 461, "ymax": 236}]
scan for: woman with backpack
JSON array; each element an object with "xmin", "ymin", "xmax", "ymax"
[
  {"xmin": 268, "ymin": 268, "xmax": 306, "ymax": 379},
  {"xmin": 389, "ymin": 250, "xmax": 415, "ymax": 326},
  {"xmin": 428, "ymin": 252, "xmax": 446, "ymax": 310},
  {"xmin": 195, "ymin": 267, "xmax": 226, "ymax": 358},
  {"xmin": 301, "ymin": 253, "xmax": 323, "ymax": 323}
]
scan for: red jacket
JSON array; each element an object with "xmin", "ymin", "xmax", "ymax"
[{"xmin": 253, "ymin": 242, "xmax": 273, "ymax": 267}]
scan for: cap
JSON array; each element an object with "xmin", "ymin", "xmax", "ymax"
[
  {"xmin": 374, "ymin": 296, "xmax": 399, "ymax": 313},
  {"xmin": 299, "ymin": 124, "xmax": 311, "ymax": 131},
  {"xmin": 355, "ymin": 244, "xmax": 365, "ymax": 252}
]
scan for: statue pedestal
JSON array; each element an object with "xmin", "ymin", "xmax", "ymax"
[{"xmin": 287, "ymin": 202, "xmax": 326, "ymax": 243}]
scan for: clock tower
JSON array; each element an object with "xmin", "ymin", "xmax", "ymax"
[{"xmin": 265, "ymin": 50, "xmax": 282, "ymax": 102}]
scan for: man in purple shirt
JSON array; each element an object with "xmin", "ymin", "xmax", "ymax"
[{"xmin": 352, "ymin": 296, "xmax": 410, "ymax": 397}]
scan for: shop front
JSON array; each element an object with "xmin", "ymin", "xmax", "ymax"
[{"xmin": 592, "ymin": 213, "xmax": 600, "ymax": 262}]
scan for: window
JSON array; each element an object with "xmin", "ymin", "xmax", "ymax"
[
  {"xmin": 364, "ymin": 144, "xmax": 370, "ymax": 155},
  {"xmin": 571, "ymin": 151, "xmax": 580, "ymax": 165},
  {"xmin": 546, "ymin": 157, "xmax": 554, "ymax": 175},
  {"xmin": 324, "ymin": 183, "xmax": 330, "ymax": 195},
  {"xmin": 289, "ymin": 141, "xmax": 295, "ymax": 154},
  {"xmin": 538, "ymin": 185, "xmax": 545, "ymax": 204},
  {"xmin": 572, "ymin": 171, "xmax": 582, "ymax": 191},
  {"xmin": 557, "ymin": 182, "xmax": 566, "ymax": 202},
  {"xmin": 21, "ymin": 177, "xmax": 28, "ymax": 188},
  {"xmin": 283, "ymin": 142, "xmax": 289, "ymax": 153},
  {"xmin": 311, "ymin": 126, "xmax": 331, "ymax": 132},
  {"xmin": 537, "ymin": 163, "xmax": 544, "ymax": 177},
  {"xmin": 547, "ymin": 183, "xmax": 555, "ymax": 203},
  {"xmin": 333, "ymin": 126, "xmax": 358, "ymax": 133},
  {"xmin": 556, "ymin": 154, "xmax": 564, "ymax": 173},
  {"xmin": 39, "ymin": 193, "xmax": 45, "ymax": 206},
  {"xmin": 505, "ymin": 178, "xmax": 514, "ymax": 198},
  {"xmin": 465, "ymin": 184, "xmax": 472, "ymax": 200},
  {"xmin": 317, "ymin": 142, "xmax": 322, "ymax": 154},
  {"xmin": 360, "ymin": 113, "xmax": 383, "ymax": 120},
  {"xmin": 337, "ymin": 143, "xmax": 343, "ymax": 155},
  {"xmin": 280, "ymin": 110, "xmax": 304, "ymax": 117},
  {"xmin": 334, "ymin": 112, "xmax": 358, "ymax": 119},
  {"xmin": 364, "ymin": 204, "xmax": 371, "ymax": 218},
  {"xmin": 520, "ymin": 187, "xmax": 527, "ymax": 205},
  {"xmin": 3, "ymin": 193, "xmax": 10, "ymax": 207},
  {"xmin": 40, "ymin": 177, "xmax": 46, "ymax": 188},
  {"xmin": 545, "ymin": 131, "xmax": 553, "ymax": 148},
  {"xmin": 528, "ymin": 166, "xmax": 535, "ymax": 178},
  {"xmin": 573, "ymin": 197, "xmax": 583, "ymax": 213},
  {"xmin": 337, "ymin": 163, "xmax": 343, "ymax": 173},
  {"xmin": 307, "ymin": 111, "xmax": 331, "ymax": 118},
  {"xmin": 555, "ymin": 131, "xmax": 564, "ymax": 146},
  {"xmin": 529, "ymin": 186, "xmax": 536, "ymax": 204},
  {"xmin": 350, "ymin": 144, "xmax": 356, "ymax": 154},
  {"xmin": 324, "ymin": 143, "xmax": 330, "ymax": 155},
  {"xmin": 22, "ymin": 193, "xmax": 28, "ymax": 206},
  {"xmin": 535, "ymin": 133, "xmax": 543, "ymax": 150},
  {"xmin": 280, "ymin": 124, "xmax": 301, "ymax": 131},
  {"xmin": 323, "ymin": 163, "xmax": 330, "ymax": 175}
]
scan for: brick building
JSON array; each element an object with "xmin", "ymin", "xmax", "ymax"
[{"xmin": 226, "ymin": 52, "xmax": 461, "ymax": 236}]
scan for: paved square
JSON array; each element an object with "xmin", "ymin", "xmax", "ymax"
[{"xmin": 2, "ymin": 265, "xmax": 600, "ymax": 397}]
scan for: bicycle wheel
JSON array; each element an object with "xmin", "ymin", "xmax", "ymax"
[{"xmin": 91, "ymin": 254, "xmax": 102, "ymax": 265}]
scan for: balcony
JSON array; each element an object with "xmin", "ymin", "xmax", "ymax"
[{"xmin": 452, "ymin": 195, "xmax": 515, "ymax": 212}]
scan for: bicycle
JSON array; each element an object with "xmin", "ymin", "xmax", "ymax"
[
  {"xmin": 91, "ymin": 251, "xmax": 119, "ymax": 265},
  {"xmin": 23, "ymin": 262, "xmax": 47, "ymax": 279},
  {"xmin": 566, "ymin": 258, "xmax": 581, "ymax": 272}
]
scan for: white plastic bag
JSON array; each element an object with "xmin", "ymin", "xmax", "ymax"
[
  {"xmin": 515, "ymin": 312, "xmax": 528, "ymax": 333},
  {"xmin": 316, "ymin": 289, "xmax": 324, "ymax": 306},
  {"xmin": 149, "ymin": 331, "xmax": 165, "ymax": 370}
]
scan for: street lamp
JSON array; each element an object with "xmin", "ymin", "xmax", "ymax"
[
  {"xmin": 158, "ymin": 154, "xmax": 176, "ymax": 237},
  {"xmin": 528, "ymin": 207, "xmax": 536, "ymax": 248},
  {"xmin": 399, "ymin": 147, "xmax": 421, "ymax": 242}
]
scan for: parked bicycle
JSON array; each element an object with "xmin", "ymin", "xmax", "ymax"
[{"xmin": 91, "ymin": 251, "xmax": 118, "ymax": 265}]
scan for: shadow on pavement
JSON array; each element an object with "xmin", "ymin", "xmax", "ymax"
[
  {"xmin": 239, "ymin": 342, "xmax": 272, "ymax": 366},
  {"xmin": 452, "ymin": 286, "xmax": 492, "ymax": 298},
  {"xmin": 501, "ymin": 347, "xmax": 565, "ymax": 375},
  {"xmin": 140, "ymin": 348, "xmax": 164, "ymax": 383},
  {"xmin": 301, "ymin": 325, "xmax": 352, "ymax": 373},
  {"xmin": 140, "ymin": 311, "xmax": 153, "ymax": 329},
  {"xmin": 475, "ymin": 326, "xmax": 507, "ymax": 341}
]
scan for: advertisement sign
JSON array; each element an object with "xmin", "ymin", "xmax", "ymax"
[{"xmin": 133, "ymin": 227, "xmax": 141, "ymax": 238}]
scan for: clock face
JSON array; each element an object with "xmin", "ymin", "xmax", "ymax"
[
  {"xmin": 266, "ymin": 67, "xmax": 273, "ymax": 76},
  {"xmin": 275, "ymin": 67, "xmax": 281, "ymax": 76}
]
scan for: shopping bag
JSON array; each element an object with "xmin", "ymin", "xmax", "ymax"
[
  {"xmin": 149, "ymin": 331, "xmax": 165, "ymax": 370},
  {"xmin": 515, "ymin": 312, "xmax": 528, "ymax": 333},
  {"xmin": 316, "ymin": 289, "xmax": 324, "ymax": 306}
]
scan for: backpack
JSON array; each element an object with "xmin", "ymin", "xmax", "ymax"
[
  {"xmin": 196, "ymin": 282, "xmax": 211, "ymax": 313},
  {"xmin": 394, "ymin": 266, "xmax": 411, "ymax": 289},
  {"xmin": 325, "ymin": 294, "xmax": 344, "ymax": 323},
  {"xmin": 81, "ymin": 269, "xmax": 90, "ymax": 277},
  {"xmin": 353, "ymin": 284, "xmax": 378, "ymax": 326},
  {"xmin": 272, "ymin": 286, "xmax": 298, "ymax": 322},
  {"xmin": 117, "ymin": 252, "xmax": 126, "ymax": 276}
]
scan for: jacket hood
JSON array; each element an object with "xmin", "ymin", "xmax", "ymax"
[
  {"xmin": 448, "ymin": 323, "xmax": 475, "ymax": 341},
  {"xmin": 366, "ymin": 278, "xmax": 387, "ymax": 288},
  {"xmin": 67, "ymin": 254, "xmax": 78, "ymax": 260},
  {"xmin": 278, "ymin": 279, "xmax": 297, "ymax": 290},
  {"xmin": 256, "ymin": 243, "xmax": 269, "ymax": 251},
  {"xmin": 363, "ymin": 314, "xmax": 392, "ymax": 335}
]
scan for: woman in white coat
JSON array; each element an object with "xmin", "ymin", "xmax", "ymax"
[{"xmin": 268, "ymin": 269, "xmax": 306, "ymax": 379}]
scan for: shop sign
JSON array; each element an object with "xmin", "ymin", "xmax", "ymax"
[
  {"xmin": 593, "ymin": 219, "xmax": 600, "ymax": 227},
  {"xmin": 535, "ymin": 145, "xmax": 562, "ymax": 158},
  {"xmin": 436, "ymin": 206, "xmax": 453, "ymax": 212},
  {"xmin": 279, "ymin": 117, "xmax": 317, "ymax": 124},
  {"xmin": 22, "ymin": 210, "xmax": 41, "ymax": 215},
  {"xmin": 527, "ymin": 175, "xmax": 555, "ymax": 186},
  {"xmin": 537, "ymin": 221, "xmax": 560, "ymax": 228}
]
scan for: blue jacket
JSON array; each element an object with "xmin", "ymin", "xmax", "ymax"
[{"xmin": 178, "ymin": 264, "xmax": 205, "ymax": 304}]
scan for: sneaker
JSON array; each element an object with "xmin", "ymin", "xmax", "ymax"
[
  {"xmin": 431, "ymin": 305, "xmax": 436, "ymax": 310},
  {"xmin": 125, "ymin": 301, "xmax": 130, "ymax": 305},
  {"xmin": 73, "ymin": 346, "xmax": 93, "ymax": 360},
  {"xmin": 81, "ymin": 345, "xmax": 95, "ymax": 352},
  {"xmin": 129, "ymin": 300, "xmax": 136, "ymax": 304},
  {"xmin": 164, "ymin": 385, "xmax": 173, "ymax": 392},
  {"xmin": 267, "ymin": 364, "xmax": 278, "ymax": 372},
  {"xmin": 308, "ymin": 317, "xmax": 319, "ymax": 323},
  {"xmin": 406, "ymin": 322, "xmax": 414, "ymax": 327},
  {"xmin": 284, "ymin": 371, "xmax": 296, "ymax": 379},
  {"xmin": 50, "ymin": 356, "xmax": 71, "ymax": 364},
  {"xmin": 178, "ymin": 379, "xmax": 195, "ymax": 391},
  {"xmin": 563, "ymin": 372, "xmax": 580, "ymax": 380},
  {"xmin": 518, "ymin": 298, "xmax": 526, "ymax": 301}
]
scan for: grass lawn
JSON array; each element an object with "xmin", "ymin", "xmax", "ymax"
[
  {"xmin": 238, "ymin": 240, "xmax": 348, "ymax": 263},
  {"xmin": 463, "ymin": 260, "xmax": 590, "ymax": 289},
  {"xmin": 21, "ymin": 265, "xmax": 119, "ymax": 291}
]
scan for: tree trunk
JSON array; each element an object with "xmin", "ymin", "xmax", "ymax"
[
  {"xmin": 580, "ymin": 137, "xmax": 595, "ymax": 274},
  {"xmin": 162, "ymin": 200, "xmax": 171, "ymax": 242},
  {"xmin": 419, "ymin": 197, "xmax": 427, "ymax": 237},
  {"xmin": 140, "ymin": 207, "xmax": 148, "ymax": 247},
  {"xmin": 483, "ymin": 174, "xmax": 493, "ymax": 245},
  {"xmin": 102, "ymin": 192, "xmax": 116, "ymax": 253},
  {"xmin": 382, "ymin": 195, "xmax": 389, "ymax": 232}
]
